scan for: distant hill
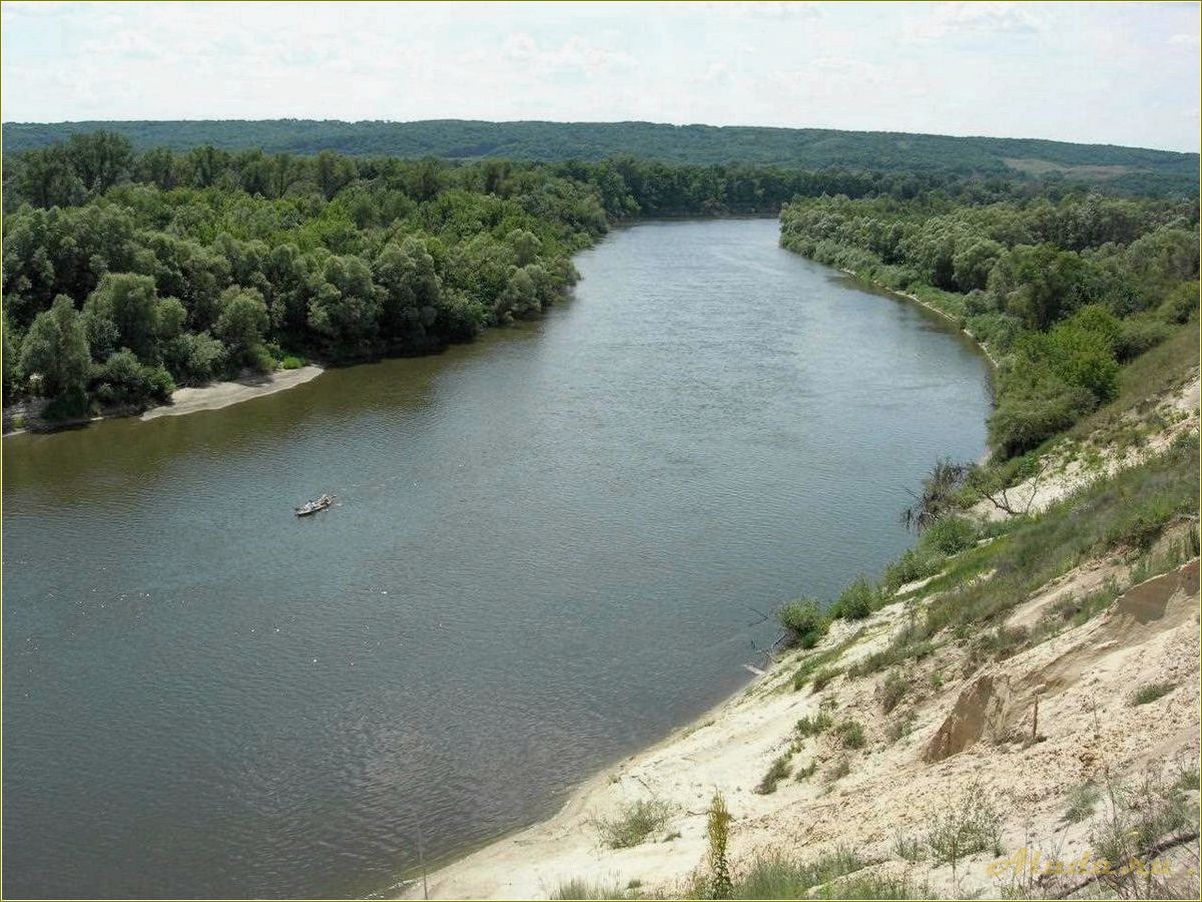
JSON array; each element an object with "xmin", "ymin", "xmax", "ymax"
[{"xmin": 3, "ymin": 119, "xmax": 1197, "ymax": 193}]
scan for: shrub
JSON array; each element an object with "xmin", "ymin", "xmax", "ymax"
[
  {"xmin": 884, "ymin": 547, "xmax": 943, "ymax": 592},
  {"xmin": 810, "ymin": 667, "xmax": 840, "ymax": 692},
  {"xmin": 591, "ymin": 798, "xmax": 673, "ymax": 849},
  {"xmin": 1129, "ymin": 682, "xmax": 1175, "ymax": 706},
  {"xmin": 1063, "ymin": 782, "xmax": 1101, "ymax": 824},
  {"xmin": 826, "ymin": 757, "xmax": 851, "ymax": 782},
  {"xmin": 926, "ymin": 781, "xmax": 1003, "ymax": 866},
  {"xmin": 733, "ymin": 848, "xmax": 867, "ymax": 899},
  {"xmin": 834, "ymin": 720, "xmax": 866, "ymax": 750},
  {"xmin": 922, "ymin": 516, "xmax": 978, "ymax": 556},
  {"xmin": 1089, "ymin": 768, "xmax": 1198, "ymax": 897},
  {"xmin": 795, "ymin": 711, "xmax": 834, "ymax": 738},
  {"xmin": 793, "ymin": 759, "xmax": 818, "ymax": 782},
  {"xmin": 755, "ymin": 755, "xmax": 793, "ymax": 795},
  {"xmin": 829, "ymin": 577, "xmax": 876, "ymax": 621},
  {"xmin": 779, "ymin": 599, "xmax": 828, "ymax": 649},
  {"xmin": 91, "ymin": 349, "xmax": 175, "ymax": 407},
  {"xmin": 880, "ymin": 671, "xmax": 908, "ymax": 713},
  {"xmin": 279, "ymin": 354, "xmax": 307, "ymax": 370},
  {"xmin": 892, "ymin": 831, "xmax": 924, "ymax": 862}
]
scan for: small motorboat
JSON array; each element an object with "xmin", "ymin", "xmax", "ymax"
[{"xmin": 295, "ymin": 494, "xmax": 334, "ymax": 517}]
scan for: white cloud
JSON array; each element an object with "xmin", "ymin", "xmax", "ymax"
[
  {"xmin": 904, "ymin": 1, "xmax": 1046, "ymax": 42},
  {"xmin": 501, "ymin": 32, "xmax": 636, "ymax": 77}
]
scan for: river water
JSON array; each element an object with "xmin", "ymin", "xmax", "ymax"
[{"xmin": 2, "ymin": 219, "xmax": 990, "ymax": 898}]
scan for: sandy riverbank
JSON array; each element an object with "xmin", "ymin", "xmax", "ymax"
[{"xmin": 140, "ymin": 365, "xmax": 324, "ymax": 420}]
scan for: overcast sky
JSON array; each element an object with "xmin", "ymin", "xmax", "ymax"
[{"xmin": 2, "ymin": 1, "xmax": 1199, "ymax": 151}]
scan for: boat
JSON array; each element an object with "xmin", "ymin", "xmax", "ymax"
[{"xmin": 295, "ymin": 494, "xmax": 333, "ymax": 517}]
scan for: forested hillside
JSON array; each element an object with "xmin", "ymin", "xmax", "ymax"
[{"xmin": 4, "ymin": 119, "xmax": 1197, "ymax": 196}]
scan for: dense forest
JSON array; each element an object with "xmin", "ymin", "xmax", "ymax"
[
  {"xmin": 3, "ymin": 129, "xmax": 1198, "ymax": 435},
  {"xmin": 4, "ymin": 119, "xmax": 1197, "ymax": 197},
  {"xmin": 780, "ymin": 191, "xmax": 1200, "ymax": 458}
]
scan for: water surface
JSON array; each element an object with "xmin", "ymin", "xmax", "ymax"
[{"xmin": 2, "ymin": 219, "xmax": 990, "ymax": 898}]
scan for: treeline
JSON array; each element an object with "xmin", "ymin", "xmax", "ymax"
[
  {"xmin": 3, "ymin": 129, "xmax": 1067, "ymax": 216},
  {"xmin": 780, "ymin": 192, "xmax": 1200, "ymax": 457},
  {"xmin": 3, "ymin": 131, "xmax": 1087, "ymax": 419},
  {"xmin": 5, "ymin": 119, "xmax": 1197, "ymax": 198}
]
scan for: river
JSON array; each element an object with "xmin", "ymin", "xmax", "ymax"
[{"xmin": 1, "ymin": 218, "xmax": 990, "ymax": 898}]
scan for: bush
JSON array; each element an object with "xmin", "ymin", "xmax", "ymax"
[
  {"xmin": 779, "ymin": 599, "xmax": 828, "ymax": 649},
  {"xmin": 880, "ymin": 671, "xmax": 908, "ymax": 713},
  {"xmin": 1129, "ymin": 682, "xmax": 1175, "ymax": 706},
  {"xmin": 795, "ymin": 711, "xmax": 834, "ymax": 738},
  {"xmin": 989, "ymin": 380, "xmax": 1097, "ymax": 458},
  {"xmin": 922, "ymin": 516, "xmax": 977, "ymax": 556},
  {"xmin": 810, "ymin": 667, "xmax": 840, "ymax": 692},
  {"xmin": 884, "ymin": 547, "xmax": 943, "ymax": 591},
  {"xmin": 835, "ymin": 720, "xmax": 866, "ymax": 750},
  {"xmin": 829, "ymin": 577, "xmax": 876, "ymax": 621},
  {"xmin": 1116, "ymin": 315, "xmax": 1173, "ymax": 362},
  {"xmin": 925, "ymin": 781, "xmax": 1003, "ymax": 865},
  {"xmin": 279, "ymin": 354, "xmax": 307, "ymax": 370},
  {"xmin": 732, "ymin": 848, "xmax": 866, "ymax": 899},
  {"xmin": 91, "ymin": 349, "xmax": 175, "ymax": 407},
  {"xmin": 1063, "ymin": 782, "xmax": 1100, "ymax": 824},
  {"xmin": 591, "ymin": 798, "xmax": 673, "ymax": 849},
  {"xmin": 755, "ymin": 756, "xmax": 792, "ymax": 795}
]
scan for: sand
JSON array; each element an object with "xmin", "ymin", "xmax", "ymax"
[
  {"xmin": 398, "ymin": 551, "xmax": 1200, "ymax": 900},
  {"xmin": 140, "ymin": 365, "xmax": 324, "ymax": 420}
]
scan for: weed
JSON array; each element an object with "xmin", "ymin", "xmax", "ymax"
[
  {"xmin": 926, "ymin": 781, "xmax": 1004, "ymax": 867},
  {"xmin": 592, "ymin": 798, "xmax": 674, "ymax": 849},
  {"xmin": 755, "ymin": 755, "xmax": 792, "ymax": 795},
  {"xmin": 795, "ymin": 711, "xmax": 834, "ymax": 738},
  {"xmin": 1063, "ymin": 782, "xmax": 1101, "ymax": 824},
  {"xmin": 880, "ymin": 670, "xmax": 908, "ymax": 713},
  {"xmin": 834, "ymin": 720, "xmax": 866, "ymax": 750},
  {"xmin": 1130, "ymin": 682, "xmax": 1176, "ymax": 706}
]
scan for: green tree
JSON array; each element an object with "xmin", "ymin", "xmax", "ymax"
[
  {"xmin": 216, "ymin": 287, "xmax": 271, "ymax": 370},
  {"xmin": 19, "ymin": 295, "xmax": 91, "ymax": 401},
  {"xmin": 83, "ymin": 273, "xmax": 161, "ymax": 361}
]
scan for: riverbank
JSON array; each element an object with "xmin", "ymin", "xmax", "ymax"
[
  {"xmin": 836, "ymin": 267, "xmax": 1001, "ymax": 369},
  {"xmin": 2, "ymin": 365, "xmax": 324, "ymax": 435},
  {"xmin": 397, "ymin": 364, "xmax": 1200, "ymax": 901},
  {"xmin": 139, "ymin": 365, "xmax": 324, "ymax": 420}
]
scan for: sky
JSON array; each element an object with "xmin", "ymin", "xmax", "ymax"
[{"xmin": 2, "ymin": 1, "xmax": 1199, "ymax": 152}]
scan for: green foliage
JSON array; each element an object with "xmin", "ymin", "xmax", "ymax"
[
  {"xmin": 923, "ymin": 516, "xmax": 978, "ymax": 556},
  {"xmin": 7, "ymin": 120, "xmax": 1196, "ymax": 197},
  {"xmin": 591, "ymin": 798, "xmax": 673, "ymax": 850},
  {"xmin": 730, "ymin": 847, "xmax": 866, "ymax": 900},
  {"xmin": 925, "ymin": 781, "xmax": 1004, "ymax": 866},
  {"xmin": 19, "ymin": 295, "xmax": 91, "ymax": 402},
  {"xmin": 779, "ymin": 599, "xmax": 828, "ymax": 649},
  {"xmin": 91, "ymin": 349, "xmax": 175, "ymax": 407},
  {"xmin": 795, "ymin": 711, "xmax": 834, "ymax": 738},
  {"xmin": 829, "ymin": 577, "xmax": 876, "ymax": 621},
  {"xmin": 1063, "ymin": 782, "xmax": 1101, "ymax": 824},
  {"xmin": 834, "ymin": 720, "xmax": 867, "ymax": 750},
  {"xmin": 780, "ymin": 191, "xmax": 1198, "ymax": 461},
  {"xmin": 755, "ymin": 756, "xmax": 793, "ymax": 795},
  {"xmin": 705, "ymin": 792, "xmax": 733, "ymax": 900},
  {"xmin": 1129, "ymin": 682, "xmax": 1176, "ymax": 706}
]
